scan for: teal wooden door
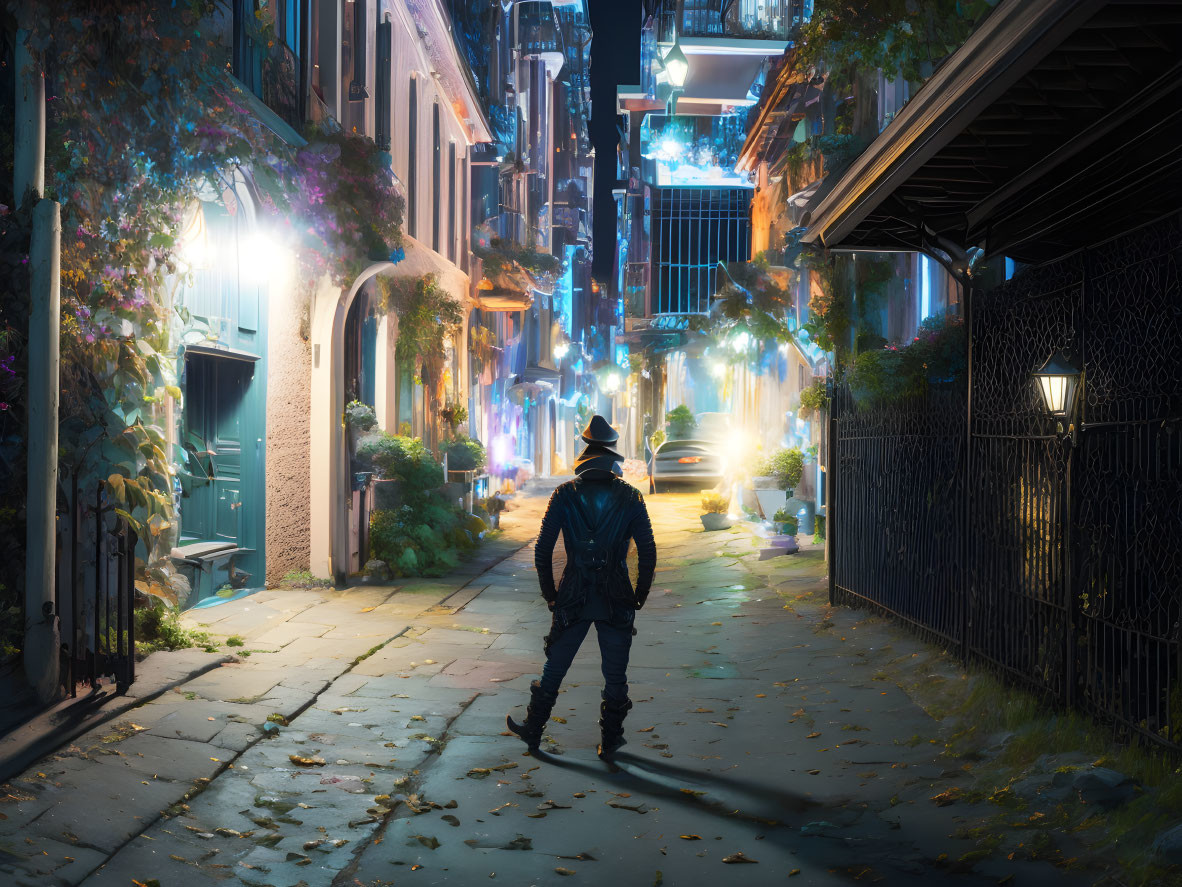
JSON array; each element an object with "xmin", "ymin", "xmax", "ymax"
[{"xmin": 182, "ymin": 354, "xmax": 254, "ymax": 546}]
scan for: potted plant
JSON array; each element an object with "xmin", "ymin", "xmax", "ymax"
[
  {"xmin": 751, "ymin": 446, "xmax": 804, "ymax": 519},
  {"xmin": 483, "ymin": 494, "xmax": 507, "ymax": 529},
  {"xmin": 699, "ymin": 491, "xmax": 733, "ymax": 531},
  {"xmin": 665, "ymin": 404, "xmax": 696, "ymax": 441},
  {"xmin": 772, "ymin": 507, "xmax": 799, "ymax": 538}
]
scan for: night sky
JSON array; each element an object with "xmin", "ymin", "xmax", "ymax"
[{"xmin": 588, "ymin": 0, "xmax": 642, "ymax": 280}]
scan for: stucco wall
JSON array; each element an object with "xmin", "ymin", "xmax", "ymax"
[{"xmin": 265, "ymin": 289, "xmax": 313, "ymax": 584}]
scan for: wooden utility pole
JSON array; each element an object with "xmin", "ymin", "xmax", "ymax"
[{"xmin": 15, "ymin": 4, "xmax": 62, "ymax": 703}]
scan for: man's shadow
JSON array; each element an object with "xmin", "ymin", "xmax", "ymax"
[
  {"xmin": 530, "ymin": 746, "xmax": 823, "ymax": 825},
  {"xmin": 530, "ymin": 748, "xmax": 938, "ymax": 886}
]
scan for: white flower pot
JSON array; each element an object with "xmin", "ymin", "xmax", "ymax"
[{"xmin": 700, "ymin": 513, "xmax": 734, "ymax": 531}]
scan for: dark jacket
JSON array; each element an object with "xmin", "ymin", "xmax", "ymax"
[{"xmin": 534, "ymin": 473, "xmax": 657, "ymax": 623}]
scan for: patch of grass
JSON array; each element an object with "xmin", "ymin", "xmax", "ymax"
[
  {"xmin": 135, "ymin": 604, "xmax": 214, "ymax": 657},
  {"xmin": 277, "ymin": 570, "xmax": 333, "ymax": 589},
  {"xmin": 351, "ymin": 642, "xmax": 385, "ymax": 666},
  {"xmin": 225, "ymin": 635, "xmax": 245, "ymax": 647}
]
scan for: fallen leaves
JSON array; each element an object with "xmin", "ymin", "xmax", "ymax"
[
  {"xmin": 637, "ymin": 726, "xmax": 656, "ymax": 733},
  {"xmin": 411, "ymin": 835, "xmax": 440, "ymax": 850},
  {"xmin": 555, "ymin": 867, "xmax": 576, "ymax": 876},
  {"xmin": 537, "ymin": 799, "xmax": 571, "ymax": 810},
  {"xmin": 806, "ymin": 732, "xmax": 821, "ymax": 739},
  {"xmin": 607, "ymin": 800, "xmax": 650, "ymax": 813},
  {"xmin": 930, "ymin": 787, "xmax": 963, "ymax": 807},
  {"xmin": 679, "ymin": 835, "xmax": 702, "ymax": 841},
  {"xmin": 721, "ymin": 852, "xmax": 758, "ymax": 864}
]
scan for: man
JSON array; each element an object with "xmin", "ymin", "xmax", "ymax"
[{"xmin": 507, "ymin": 415, "xmax": 657, "ymax": 759}]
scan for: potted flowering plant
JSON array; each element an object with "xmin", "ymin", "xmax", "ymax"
[{"xmin": 699, "ymin": 491, "xmax": 733, "ymax": 531}]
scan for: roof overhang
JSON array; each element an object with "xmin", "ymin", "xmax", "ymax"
[{"xmin": 801, "ymin": 0, "xmax": 1182, "ymax": 265}]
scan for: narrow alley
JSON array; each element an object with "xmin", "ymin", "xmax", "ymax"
[{"xmin": 1, "ymin": 486, "xmax": 1096, "ymax": 886}]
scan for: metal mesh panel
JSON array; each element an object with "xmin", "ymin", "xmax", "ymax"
[
  {"xmin": 829, "ymin": 213, "xmax": 1182, "ymax": 748},
  {"xmin": 650, "ymin": 188, "xmax": 751, "ymax": 316},
  {"xmin": 831, "ymin": 386, "xmax": 966, "ymax": 643},
  {"xmin": 1074, "ymin": 216, "xmax": 1182, "ymax": 745}
]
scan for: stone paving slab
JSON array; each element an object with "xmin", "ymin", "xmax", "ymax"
[{"xmin": 0, "ymin": 490, "xmax": 550, "ymax": 887}]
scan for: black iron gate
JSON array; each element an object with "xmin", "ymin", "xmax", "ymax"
[
  {"xmin": 830, "ymin": 214, "xmax": 1182, "ymax": 748},
  {"xmin": 57, "ymin": 484, "xmax": 138, "ymax": 695}
]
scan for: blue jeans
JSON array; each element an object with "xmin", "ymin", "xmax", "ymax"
[{"xmin": 539, "ymin": 611, "xmax": 634, "ymax": 703}]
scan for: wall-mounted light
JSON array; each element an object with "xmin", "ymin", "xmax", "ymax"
[
  {"xmin": 553, "ymin": 341, "xmax": 571, "ymax": 360},
  {"xmin": 1032, "ymin": 351, "xmax": 1081, "ymax": 422}
]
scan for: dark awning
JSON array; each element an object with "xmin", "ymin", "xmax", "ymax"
[{"xmin": 801, "ymin": 0, "xmax": 1182, "ymax": 265}]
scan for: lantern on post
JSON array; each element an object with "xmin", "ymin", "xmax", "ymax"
[
  {"xmin": 663, "ymin": 38, "xmax": 689, "ymax": 114},
  {"xmin": 1032, "ymin": 351, "xmax": 1081, "ymax": 422}
]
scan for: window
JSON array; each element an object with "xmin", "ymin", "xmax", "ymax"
[
  {"xmin": 650, "ymin": 187, "xmax": 751, "ymax": 315},
  {"xmin": 448, "ymin": 142, "xmax": 457, "ymax": 263},
  {"xmin": 375, "ymin": 17, "xmax": 391, "ymax": 150},
  {"xmin": 461, "ymin": 151, "xmax": 469, "ymax": 273},
  {"xmin": 408, "ymin": 77, "xmax": 418, "ymax": 238},
  {"xmin": 432, "ymin": 103, "xmax": 442, "ymax": 252},
  {"xmin": 232, "ymin": 0, "xmax": 305, "ymax": 130},
  {"xmin": 346, "ymin": 0, "xmax": 368, "ymax": 101}
]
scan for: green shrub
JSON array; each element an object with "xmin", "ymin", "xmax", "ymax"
[
  {"xmin": 345, "ymin": 400, "xmax": 377, "ymax": 431},
  {"xmin": 797, "ymin": 379, "xmax": 828, "ymax": 420},
  {"xmin": 665, "ymin": 404, "xmax": 696, "ymax": 440},
  {"xmin": 355, "ymin": 433, "xmax": 443, "ymax": 506},
  {"xmin": 757, "ymin": 447, "xmax": 804, "ymax": 490},
  {"xmin": 370, "ymin": 500, "xmax": 475, "ymax": 578},
  {"xmin": 442, "ymin": 435, "xmax": 486, "ymax": 472},
  {"xmin": 135, "ymin": 604, "xmax": 213, "ymax": 656},
  {"xmin": 649, "ymin": 428, "xmax": 666, "ymax": 453}
]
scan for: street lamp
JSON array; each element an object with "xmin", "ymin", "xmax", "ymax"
[
  {"xmin": 1032, "ymin": 351, "xmax": 1081, "ymax": 422},
  {"xmin": 553, "ymin": 341, "xmax": 571, "ymax": 360},
  {"xmin": 664, "ymin": 40, "xmax": 689, "ymax": 88},
  {"xmin": 664, "ymin": 39, "xmax": 689, "ymax": 114}
]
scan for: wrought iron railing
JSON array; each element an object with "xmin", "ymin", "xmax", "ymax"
[
  {"xmin": 656, "ymin": 0, "xmax": 805, "ymax": 41},
  {"xmin": 233, "ymin": 0, "xmax": 304, "ymax": 133},
  {"xmin": 830, "ymin": 214, "xmax": 1182, "ymax": 749},
  {"xmin": 58, "ymin": 485, "xmax": 137, "ymax": 695}
]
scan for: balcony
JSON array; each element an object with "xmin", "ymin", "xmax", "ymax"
[
  {"xmin": 656, "ymin": 0, "xmax": 808, "ymax": 42},
  {"xmin": 233, "ymin": 4, "xmax": 304, "ymax": 135},
  {"xmin": 515, "ymin": 1, "xmax": 565, "ymax": 74},
  {"xmin": 640, "ymin": 113, "xmax": 750, "ymax": 187}
]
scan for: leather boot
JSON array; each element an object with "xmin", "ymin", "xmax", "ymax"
[
  {"xmin": 597, "ymin": 694, "xmax": 633, "ymax": 759},
  {"xmin": 506, "ymin": 681, "xmax": 558, "ymax": 751}
]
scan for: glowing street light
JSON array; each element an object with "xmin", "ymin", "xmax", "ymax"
[
  {"xmin": 1032, "ymin": 351, "xmax": 1081, "ymax": 421},
  {"xmin": 602, "ymin": 371, "xmax": 622, "ymax": 394},
  {"xmin": 553, "ymin": 341, "xmax": 571, "ymax": 360},
  {"xmin": 664, "ymin": 40, "xmax": 689, "ymax": 88}
]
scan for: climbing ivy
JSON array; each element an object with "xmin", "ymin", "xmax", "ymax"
[{"xmin": 4, "ymin": 0, "xmax": 406, "ymax": 606}]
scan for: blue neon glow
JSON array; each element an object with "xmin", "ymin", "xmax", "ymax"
[{"xmin": 920, "ymin": 254, "xmax": 931, "ymax": 320}]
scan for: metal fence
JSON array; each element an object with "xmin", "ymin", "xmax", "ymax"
[
  {"xmin": 830, "ymin": 214, "xmax": 1182, "ymax": 748},
  {"xmin": 57, "ymin": 485, "xmax": 138, "ymax": 695}
]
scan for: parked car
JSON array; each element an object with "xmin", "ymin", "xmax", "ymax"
[{"xmin": 652, "ymin": 439, "xmax": 723, "ymax": 493}]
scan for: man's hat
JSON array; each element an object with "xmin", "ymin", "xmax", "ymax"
[
  {"xmin": 581, "ymin": 414, "xmax": 619, "ymax": 446},
  {"xmin": 575, "ymin": 415, "xmax": 622, "ymax": 475}
]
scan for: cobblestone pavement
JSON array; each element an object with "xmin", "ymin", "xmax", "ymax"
[{"xmin": 1, "ymin": 484, "xmax": 1093, "ymax": 887}]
